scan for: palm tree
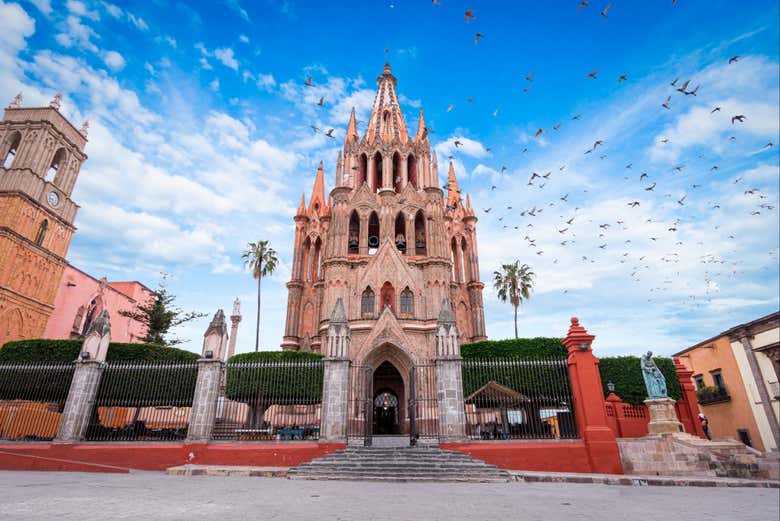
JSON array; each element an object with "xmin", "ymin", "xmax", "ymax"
[
  {"xmin": 493, "ymin": 261, "xmax": 534, "ymax": 339},
  {"xmin": 242, "ymin": 240, "xmax": 279, "ymax": 351}
]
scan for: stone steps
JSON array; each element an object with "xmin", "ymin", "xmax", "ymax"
[{"xmin": 287, "ymin": 447, "xmax": 511, "ymax": 482}]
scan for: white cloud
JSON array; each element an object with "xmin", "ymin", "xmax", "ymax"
[
  {"xmin": 55, "ymin": 15, "xmax": 99, "ymax": 53},
  {"xmin": 101, "ymin": 50, "xmax": 125, "ymax": 71},
  {"xmin": 239, "ymin": 34, "xmax": 249, "ymax": 44},
  {"xmin": 0, "ymin": 1, "xmax": 35, "ymax": 52},
  {"xmin": 127, "ymin": 12, "xmax": 148, "ymax": 31},
  {"xmin": 209, "ymin": 78, "xmax": 220, "ymax": 92},
  {"xmin": 66, "ymin": 0, "xmax": 99, "ymax": 20},
  {"xmin": 435, "ymin": 136, "xmax": 489, "ymax": 161},
  {"xmin": 214, "ymin": 47, "xmax": 238, "ymax": 70},
  {"xmin": 102, "ymin": 2, "xmax": 122, "ymax": 18},
  {"xmin": 28, "ymin": 0, "xmax": 52, "ymax": 16},
  {"xmin": 225, "ymin": 0, "xmax": 249, "ymax": 21}
]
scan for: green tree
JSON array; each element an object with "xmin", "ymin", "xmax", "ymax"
[
  {"xmin": 242, "ymin": 240, "xmax": 279, "ymax": 352},
  {"xmin": 118, "ymin": 274, "xmax": 205, "ymax": 346},
  {"xmin": 493, "ymin": 261, "xmax": 534, "ymax": 339}
]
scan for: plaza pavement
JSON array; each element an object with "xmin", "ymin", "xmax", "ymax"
[{"xmin": 0, "ymin": 470, "xmax": 777, "ymax": 521}]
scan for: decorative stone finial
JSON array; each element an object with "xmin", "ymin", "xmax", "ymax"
[
  {"xmin": 437, "ymin": 298, "xmax": 456, "ymax": 324},
  {"xmin": 79, "ymin": 120, "xmax": 89, "ymax": 137},
  {"xmin": 8, "ymin": 93, "xmax": 22, "ymax": 109},
  {"xmin": 202, "ymin": 309, "xmax": 228, "ymax": 360},
  {"xmin": 232, "ymin": 298, "xmax": 241, "ymax": 317},
  {"xmin": 50, "ymin": 92, "xmax": 62, "ymax": 110},
  {"xmin": 331, "ymin": 298, "xmax": 347, "ymax": 324},
  {"xmin": 571, "ymin": 317, "xmax": 579, "ymax": 326},
  {"xmin": 81, "ymin": 310, "xmax": 111, "ymax": 362}
]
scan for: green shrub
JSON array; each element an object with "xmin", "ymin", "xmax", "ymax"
[
  {"xmin": 597, "ymin": 356, "xmax": 681, "ymax": 405},
  {"xmin": 0, "ymin": 339, "xmax": 198, "ymax": 404},
  {"xmin": 461, "ymin": 337, "xmax": 567, "ymax": 359},
  {"xmin": 0, "ymin": 338, "xmax": 199, "ymax": 362},
  {"xmin": 225, "ymin": 351, "xmax": 324, "ymax": 404}
]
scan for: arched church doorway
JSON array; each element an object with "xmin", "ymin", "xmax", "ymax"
[{"xmin": 372, "ymin": 361, "xmax": 405, "ymax": 435}]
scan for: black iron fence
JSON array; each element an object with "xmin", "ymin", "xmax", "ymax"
[
  {"xmin": 0, "ymin": 362, "xmax": 75, "ymax": 441},
  {"xmin": 84, "ymin": 361, "xmax": 198, "ymax": 442},
  {"xmin": 347, "ymin": 364, "xmax": 373, "ymax": 445},
  {"xmin": 462, "ymin": 358, "xmax": 577, "ymax": 440},
  {"xmin": 213, "ymin": 360, "xmax": 323, "ymax": 441},
  {"xmin": 409, "ymin": 364, "xmax": 439, "ymax": 443}
]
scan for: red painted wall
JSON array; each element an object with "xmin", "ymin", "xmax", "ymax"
[
  {"xmin": 442, "ymin": 441, "xmax": 593, "ymax": 473},
  {"xmin": 0, "ymin": 442, "xmax": 345, "ymax": 473}
]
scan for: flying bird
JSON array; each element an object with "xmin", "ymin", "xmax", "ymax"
[
  {"xmin": 639, "ymin": 172, "xmax": 648, "ymax": 180},
  {"xmin": 464, "ymin": 9, "xmax": 476, "ymax": 22},
  {"xmin": 676, "ymin": 79, "xmax": 690, "ymax": 94},
  {"xmin": 728, "ymin": 55, "xmax": 740, "ymax": 64},
  {"xmin": 317, "ymin": 97, "xmax": 324, "ymax": 106},
  {"xmin": 304, "ymin": 77, "xmax": 314, "ymax": 87},
  {"xmin": 474, "ymin": 33, "xmax": 484, "ymax": 44},
  {"xmin": 601, "ymin": 3, "xmax": 612, "ymax": 17},
  {"xmin": 577, "ymin": 1, "xmax": 589, "ymax": 10},
  {"xmin": 534, "ymin": 128, "xmax": 545, "ymax": 139},
  {"xmin": 447, "ymin": 104, "xmax": 454, "ymax": 112},
  {"xmin": 628, "ymin": 201, "xmax": 640, "ymax": 207},
  {"xmin": 324, "ymin": 128, "xmax": 335, "ymax": 138},
  {"xmin": 662, "ymin": 96, "xmax": 671, "ymax": 109},
  {"xmin": 618, "ymin": 74, "xmax": 628, "ymax": 83},
  {"xmin": 585, "ymin": 69, "xmax": 600, "ymax": 79},
  {"xmin": 645, "ymin": 182, "xmax": 656, "ymax": 191},
  {"xmin": 731, "ymin": 115, "xmax": 746, "ymax": 124},
  {"xmin": 711, "ymin": 106, "xmax": 721, "ymax": 113},
  {"xmin": 525, "ymin": 72, "xmax": 534, "ymax": 82}
]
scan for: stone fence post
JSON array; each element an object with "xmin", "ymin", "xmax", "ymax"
[
  {"xmin": 673, "ymin": 356, "xmax": 706, "ymax": 438},
  {"xmin": 562, "ymin": 317, "xmax": 622, "ymax": 474},
  {"xmin": 55, "ymin": 310, "xmax": 111, "ymax": 443},
  {"xmin": 187, "ymin": 310, "xmax": 228, "ymax": 443},
  {"xmin": 435, "ymin": 299, "xmax": 466, "ymax": 441},
  {"xmin": 320, "ymin": 299, "xmax": 351, "ymax": 442}
]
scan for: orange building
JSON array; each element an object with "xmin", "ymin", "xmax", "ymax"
[{"xmin": 674, "ymin": 312, "xmax": 779, "ymax": 452}]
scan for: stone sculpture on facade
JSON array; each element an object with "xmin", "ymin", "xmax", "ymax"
[{"xmin": 640, "ymin": 351, "xmax": 668, "ymax": 399}]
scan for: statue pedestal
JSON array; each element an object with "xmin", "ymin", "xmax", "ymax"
[{"xmin": 644, "ymin": 397, "xmax": 683, "ymax": 435}]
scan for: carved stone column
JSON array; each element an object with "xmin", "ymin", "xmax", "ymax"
[
  {"xmin": 187, "ymin": 310, "xmax": 228, "ymax": 442},
  {"xmin": 435, "ymin": 299, "xmax": 466, "ymax": 441},
  {"xmin": 55, "ymin": 310, "xmax": 111, "ymax": 443},
  {"xmin": 320, "ymin": 299, "xmax": 351, "ymax": 441}
]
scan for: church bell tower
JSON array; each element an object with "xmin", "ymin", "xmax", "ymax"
[{"xmin": 0, "ymin": 93, "xmax": 88, "ymax": 345}]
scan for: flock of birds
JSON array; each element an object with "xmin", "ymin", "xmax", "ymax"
[{"xmin": 302, "ymin": 3, "xmax": 778, "ymax": 310}]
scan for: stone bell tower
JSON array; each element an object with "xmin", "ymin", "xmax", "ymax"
[{"xmin": 0, "ymin": 93, "xmax": 88, "ymax": 346}]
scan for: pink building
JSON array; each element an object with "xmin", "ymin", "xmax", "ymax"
[{"xmin": 43, "ymin": 264, "xmax": 151, "ymax": 343}]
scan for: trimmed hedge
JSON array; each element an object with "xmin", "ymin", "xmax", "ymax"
[
  {"xmin": 460, "ymin": 338, "xmax": 681, "ymax": 405},
  {"xmin": 598, "ymin": 356, "xmax": 681, "ymax": 405},
  {"xmin": 0, "ymin": 339, "xmax": 198, "ymax": 404},
  {"xmin": 462, "ymin": 338, "xmax": 567, "ymax": 359},
  {"xmin": 225, "ymin": 351, "xmax": 324, "ymax": 404},
  {"xmin": 0, "ymin": 339, "xmax": 199, "ymax": 362}
]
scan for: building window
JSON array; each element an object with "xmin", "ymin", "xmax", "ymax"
[
  {"xmin": 693, "ymin": 375, "xmax": 705, "ymax": 390},
  {"xmin": 400, "ymin": 287, "xmax": 414, "ymax": 316},
  {"xmin": 361, "ymin": 287, "xmax": 375, "ymax": 318},
  {"xmin": 394, "ymin": 212, "xmax": 406, "ymax": 254},
  {"xmin": 2, "ymin": 131, "xmax": 21, "ymax": 168},
  {"xmin": 46, "ymin": 147, "xmax": 66, "ymax": 183},
  {"xmin": 737, "ymin": 428, "xmax": 752, "ymax": 448},
  {"xmin": 367, "ymin": 212, "xmax": 380, "ymax": 254},
  {"xmin": 34, "ymin": 219, "xmax": 48, "ymax": 246},
  {"xmin": 710, "ymin": 369, "xmax": 727, "ymax": 392},
  {"xmin": 348, "ymin": 211, "xmax": 360, "ymax": 254}
]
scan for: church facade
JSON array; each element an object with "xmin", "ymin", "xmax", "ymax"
[{"xmin": 282, "ymin": 63, "xmax": 487, "ymax": 440}]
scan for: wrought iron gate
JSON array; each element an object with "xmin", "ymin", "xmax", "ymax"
[
  {"xmin": 346, "ymin": 364, "xmax": 372, "ymax": 446},
  {"xmin": 408, "ymin": 363, "xmax": 438, "ymax": 444}
]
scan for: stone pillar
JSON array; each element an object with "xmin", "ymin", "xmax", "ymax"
[
  {"xmin": 435, "ymin": 299, "xmax": 466, "ymax": 441},
  {"xmin": 673, "ymin": 356, "xmax": 706, "ymax": 438},
  {"xmin": 227, "ymin": 298, "xmax": 242, "ymax": 361},
  {"xmin": 55, "ymin": 310, "xmax": 111, "ymax": 443},
  {"xmin": 562, "ymin": 317, "xmax": 622, "ymax": 474},
  {"xmin": 186, "ymin": 310, "xmax": 228, "ymax": 442},
  {"xmin": 320, "ymin": 299, "xmax": 351, "ymax": 441}
]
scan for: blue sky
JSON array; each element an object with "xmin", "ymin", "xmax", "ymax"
[{"xmin": 1, "ymin": 0, "xmax": 778, "ymax": 356}]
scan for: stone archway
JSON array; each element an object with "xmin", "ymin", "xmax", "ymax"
[{"xmin": 361, "ymin": 342, "xmax": 414, "ymax": 435}]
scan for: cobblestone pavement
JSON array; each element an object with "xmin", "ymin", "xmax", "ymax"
[{"xmin": 0, "ymin": 471, "xmax": 777, "ymax": 521}]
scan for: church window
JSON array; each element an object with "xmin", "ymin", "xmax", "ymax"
[
  {"xmin": 400, "ymin": 287, "xmax": 414, "ymax": 316},
  {"xmin": 451, "ymin": 237, "xmax": 461, "ymax": 283},
  {"xmin": 367, "ymin": 211, "xmax": 380, "ymax": 254},
  {"xmin": 311, "ymin": 237, "xmax": 322, "ymax": 280},
  {"xmin": 361, "ymin": 287, "xmax": 375, "ymax": 318},
  {"xmin": 394, "ymin": 212, "xmax": 406, "ymax": 254},
  {"xmin": 358, "ymin": 154, "xmax": 367, "ymax": 187},
  {"xmin": 300, "ymin": 237, "xmax": 311, "ymax": 280},
  {"xmin": 372, "ymin": 152, "xmax": 382, "ymax": 192},
  {"xmin": 2, "ymin": 131, "xmax": 21, "ymax": 169},
  {"xmin": 414, "ymin": 211, "xmax": 426, "ymax": 255},
  {"xmin": 461, "ymin": 238, "xmax": 470, "ymax": 282},
  {"xmin": 392, "ymin": 152, "xmax": 402, "ymax": 192},
  {"xmin": 34, "ymin": 219, "xmax": 48, "ymax": 246},
  {"xmin": 348, "ymin": 211, "xmax": 360, "ymax": 254},
  {"xmin": 407, "ymin": 154, "xmax": 417, "ymax": 189},
  {"xmin": 46, "ymin": 148, "xmax": 66, "ymax": 183}
]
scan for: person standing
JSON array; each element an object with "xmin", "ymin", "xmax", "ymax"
[{"xmin": 698, "ymin": 412, "xmax": 712, "ymax": 440}]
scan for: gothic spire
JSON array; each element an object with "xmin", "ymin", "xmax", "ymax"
[
  {"xmin": 414, "ymin": 108, "xmax": 428, "ymax": 142},
  {"xmin": 446, "ymin": 161, "xmax": 460, "ymax": 207},
  {"xmin": 308, "ymin": 161, "xmax": 327, "ymax": 216},
  {"xmin": 345, "ymin": 107, "xmax": 359, "ymax": 143},
  {"xmin": 465, "ymin": 194, "xmax": 475, "ymax": 218},
  {"xmin": 364, "ymin": 62, "xmax": 409, "ymax": 145},
  {"xmin": 296, "ymin": 193, "xmax": 306, "ymax": 216}
]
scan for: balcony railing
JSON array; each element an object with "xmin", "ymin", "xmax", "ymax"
[{"xmin": 697, "ymin": 387, "xmax": 731, "ymax": 405}]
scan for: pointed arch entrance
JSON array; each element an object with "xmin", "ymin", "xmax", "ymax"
[{"xmin": 363, "ymin": 342, "xmax": 412, "ymax": 436}]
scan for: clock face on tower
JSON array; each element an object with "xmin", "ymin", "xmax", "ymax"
[{"xmin": 47, "ymin": 191, "xmax": 59, "ymax": 207}]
